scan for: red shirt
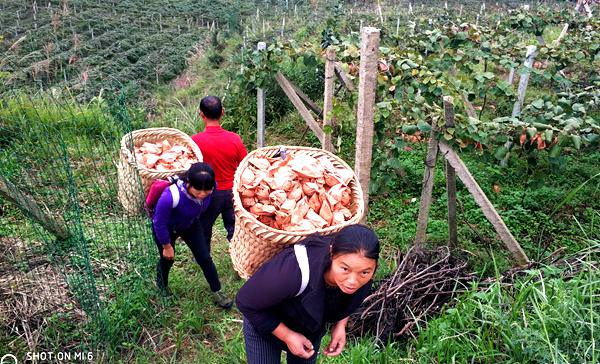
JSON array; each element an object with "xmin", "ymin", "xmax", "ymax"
[{"xmin": 192, "ymin": 125, "xmax": 248, "ymax": 190}]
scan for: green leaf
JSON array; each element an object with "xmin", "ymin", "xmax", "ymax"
[
  {"xmin": 572, "ymin": 103, "xmax": 585, "ymax": 113},
  {"xmin": 532, "ymin": 122, "xmax": 551, "ymax": 130},
  {"xmin": 402, "ymin": 125, "xmax": 419, "ymax": 134},
  {"xmin": 557, "ymin": 97, "xmax": 571, "ymax": 106},
  {"xmin": 417, "ymin": 121, "xmax": 432, "ymax": 133},
  {"xmin": 549, "ymin": 143, "xmax": 561, "ymax": 158},
  {"xmin": 482, "ymin": 72, "xmax": 495, "ymax": 79},
  {"xmin": 494, "ymin": 146, "xmax": 508, "ymax": 160},
  {"xmin": 531, "ymin": 99, "xmax": 544, "ymax": 109},
  {"xmin": 377, "ymin": 101, "xmax": 392, "ymax": 110},
  {"xmin": 526, "ymin": 127, "xmax": 537, "ymax": 138},
  {"xmin": 583, "ymin": 134, "xmax": 598, "ymax": 144},
  {"xmin": 456, "ymin": 32, "xmax": 468, "ymax": 40},
  {"xmin": 388, "ymin": 158, "xmax": 403, "ymax": 169}
]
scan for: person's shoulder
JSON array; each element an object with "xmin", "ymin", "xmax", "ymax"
[
  {"xmin": 253, "ymin": 245, "xmax": 300, "ymax": 277},
  {"xmin": 191, "ymin": 131, "xmax": 205, "ymax": 141},
  {"xmin": 225, "ymin": 129, "xmax": 243, "ymax": 139}
]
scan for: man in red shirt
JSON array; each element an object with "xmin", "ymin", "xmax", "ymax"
[{"xmin": 192, "ymin": 96, "xmax": 248, "ymax": 246}]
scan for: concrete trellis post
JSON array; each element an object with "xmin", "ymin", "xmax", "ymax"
[
  {"xmin": 501, "ymin": 45, "xmax": 537, "ymax": 166},
  {"xmin": 443, "ymin": 96, "xmax": 457, "ymax": 248},
  {"xmin": 257, "ymin": 41, "xmax": 267, "ymax": 148},
  {"xmin": 322, "ymin": 47, "xmax": 336, "ymax": 152},
  {"xmin": 512, "ymin": 45, "xmax": 537, "ymax": 117},
  {"xmin": 414, "ymin": 123, "xmax": 440, "ymax": 246},
  {"xmin": 354, "ymin": 27, "xmax": 380, "ymax": 221}
]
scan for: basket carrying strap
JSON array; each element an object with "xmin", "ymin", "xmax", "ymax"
[
  {"xmin": 169, "ymin": 184, "xmax": 180, "ymax": 209},
  {"xmin": 294, "ymin": 244, "xmax": 309, "ymax": 297}
]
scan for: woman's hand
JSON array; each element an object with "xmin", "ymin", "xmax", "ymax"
[
  {"xmin": 162, "ymin": 244, "xmax": 175, "ymax": 260},
  {"xmin": 285, "ymin": 331, "xmax": 315, "ymax": 359},
  {"xmin": 272, "ymin": 323, "xmax": 314, "ymax": 359},
  {"xmin": 323, "ymin": 318, "xmax": 348, "ymax": 357}
]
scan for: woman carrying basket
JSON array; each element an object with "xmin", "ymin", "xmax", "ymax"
[
  {"xmin": 236, "ymin": 224, "xmax": 379, "ymax": 363},
  {"xmin": 152, "ymin": 162, "xmax": 232, "ymax": 308}
]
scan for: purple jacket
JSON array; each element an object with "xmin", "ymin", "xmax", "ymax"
[{"xmin": 152, "ymin": 179, "xmax": 212, "ymax": 244}]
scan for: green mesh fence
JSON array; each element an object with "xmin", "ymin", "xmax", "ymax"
[{"xmin": 0, "ymin": 89, "xmax": 157, "ymax": 358}]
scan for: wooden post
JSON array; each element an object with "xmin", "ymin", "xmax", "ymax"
[
  {"xmin": 334, "ymin": 62, "xmax": 355, "ymax": 92},
  {"xmin": 443, "ymin": 96, "xmax": 457, "ymax": 248},
  {"xmin": 414, "ymin": 124, "xmax": 439, "ymax": 247},
  {"xmin": 0, "ymin": 176, "xmax": 71, "ymax": 241},
  {"xmin": 257, "ymin": 42, "xmax": 266, "ymax": 148},
  {"xmin": 354, "ymin": 27, "xmax": 380, "ymax": 221},
  {"xmin": 461, "ymin": 92, "xmax": 478, "ymax": 119},
  {"xmin": 290, "ymin": 83, "xmax": 322, "ymax": 117},
  {"xmin": 323, "ymin": 47, "xmax": 336, "ymax": 152},
  {"xmin": 438, "ymin": 141, "xmax": 530, "ymax": 266},
  {"xmin": 276, "ymin": 72, "xmax": 324, "ymax": 144}
]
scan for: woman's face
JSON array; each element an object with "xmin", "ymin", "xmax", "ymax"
[
  {"xmin": 187, "ymin": 185, "xmax": 212, "ymax": 200},
  {"xmin": 325, "ymin": 252, "xmax": 377, "ymax": 294}
]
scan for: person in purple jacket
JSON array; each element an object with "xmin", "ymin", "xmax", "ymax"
[
  {"xmin": 153, "ymin": 162, "xmax": 232, "ymax": 308},
  {"xmin": 236, "ymin": 224, "xmax": 379, "ymax": 363}
]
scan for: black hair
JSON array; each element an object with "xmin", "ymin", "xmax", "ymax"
[
  {"xmin": 330, "ymin": 224, "xmax": 379, "ymax": 261},
  {"xmin": 199, "ymin": 95, "xmax": 223, "ymax": 120},
  {"xmin": 180, "ymin": 162, "xmax": 215, "ymax": 191}
]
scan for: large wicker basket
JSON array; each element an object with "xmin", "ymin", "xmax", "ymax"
[
  {"xmin": 230, "ymin": 146, "xmax": 365, "ymax": 279},
  {"xmin": 117, "ymin": 127, "xmax": 203, "ymax": 215}
]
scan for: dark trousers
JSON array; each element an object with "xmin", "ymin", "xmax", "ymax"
[
  {"xmin": 201, "ymin": 189, "xmax": 235, "ymax": 242},
  {"xmin": 243, "ymin": 318, "xmax": 322, "ymax": 364},
  {"xmin": 153, "ymin": 219, "xmax": 221, "ymax": 292}
]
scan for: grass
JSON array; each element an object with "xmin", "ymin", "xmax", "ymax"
[{"xmin": 412, "ymin": 242, "xmax": 600, "ymax": 363}]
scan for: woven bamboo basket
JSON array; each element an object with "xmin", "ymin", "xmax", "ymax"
[
  {"xmin": 117, "ymin": 127, "xmax": 203, "ymax": 215},
  {"xmin": 230, "ymin": 146, "xmax": 365, "ymax": 279}
]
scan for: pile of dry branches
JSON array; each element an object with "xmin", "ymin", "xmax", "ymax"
[{"xmin": 347, "ymin": 246, "xmax": 475, "ymax": 341}]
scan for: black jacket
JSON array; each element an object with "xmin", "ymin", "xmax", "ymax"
[{"xmin": 235, "ymin": 236, "xmax": 371, "ymax": 338}]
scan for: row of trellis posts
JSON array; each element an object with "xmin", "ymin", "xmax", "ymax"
[
  {"xmin": 252, "ymin": 0, "xmax": 594, "ymax": 267},
  {"xmin": 254, "ymin": 25, "xmax": 537, "ymax": 267}
]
